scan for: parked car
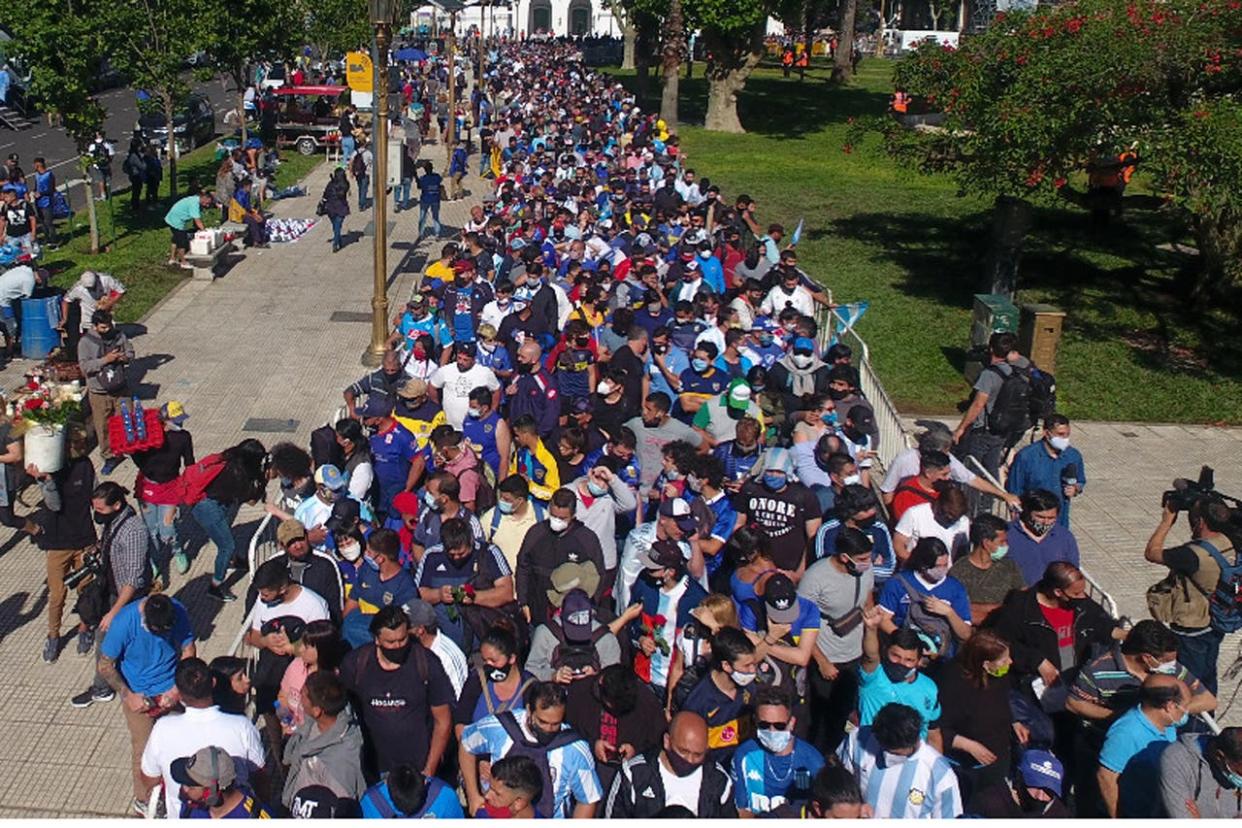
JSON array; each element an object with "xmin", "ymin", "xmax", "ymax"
[{"xmin": 135, "ymin": 94, "xmax": 216, "ymax": 155}]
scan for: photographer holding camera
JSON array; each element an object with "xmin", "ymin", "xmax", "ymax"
[
  {"xmin": 69, "ymin": 481, "xmax": 151, "ymax": 709},
  {"xmin": 78, "ymin": 308, "xmax": 135, "ymax": 476},
  {"xmin": 1144, "ymin": 471, "xmax": 1239, "ymax": 695}
]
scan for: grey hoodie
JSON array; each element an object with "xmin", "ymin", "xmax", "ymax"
[
  {"xmin": 281, "ymin": 711, "xmax": 367, "ymax": 807},
  {"xmin": 1159, "ymin": 732, "xmax": 1242, "ymax": 818}
]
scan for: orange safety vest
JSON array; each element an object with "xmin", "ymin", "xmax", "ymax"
[
  {"xmin": 892, "ymin": 91, "xmax": 910, "ymax": 113},
  {"xmin": 795, "ymin": 52, "xmax": 808, "ymax": 67},
  {"xmin": 782, "ymin": 50, "xmax": 794, "ymax": 66},
  {"xmin": 1119, "ymin": 151, "xmax": 1137, "ymax": 184}
]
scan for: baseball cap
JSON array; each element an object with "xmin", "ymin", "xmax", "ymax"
[
  {"xmin": 453, "ymin": 258, "xmax": 476, "ymax": 272},
  {"xmin": 171, "ymin": 746, "xmax": 236, "ymax": 790},
  {"xmin": 657, "ymin": 497, "xmax": 699, "ymax": 535},
  {"xmin": 290, "ymin": 785, "xmax": 357, "ymax": 819},
  {"xmin": 847, "ymin": 405, "xmax": 875, "ymax": 431},
  {"xmin": 161, "ymin": 400, "xmax": 189, "ymax": 425},
  {"xmin": 406, "ymin": 293, "xmax": 428, "ymax": 308},
  {"xmin": 391, "ymin": 490, "xmax": 420, "ymax": 517},
  {"xmin": 571, "ymin": 396, "xmax": 594, "ymax": 415},
  {"xmin": 793, "ymin": 337, "xmax": 816, "ymax": 354},
  {"xmin": 398, "ymin": 378, "xmax": 428, "ymax": 400},
  {"xmin": 277, "ymin": 519, "xmax": 308, "ymax": 546},
  {"xmin": 456, "ymin": 341, "xmax": 478, "ymax": 358},
  {"xmin": 1018, "ymin": 749, "xmax": 1064, "ymax": 796},
  {"xmin": 725, "ymin": 380, "xmax": 752, "ymax": 412},
  {"xmin": 560, "ymin": 588, "xmax": 594, "ymax": 643},
  {"xmin": 547, "ymin": 561, "xmax": 601, "ymax": 608},
  {"xmin": 645, "ymin": 539, "xmax": 685, "ymax": 571},
  {"xmin": 356, "ymin": 395, "xmax": 394, "ymax": 419},
  {"xmin": 260, "ymin": 614, "xmax": 307, "ymax": 641},
  {"xmin": 403, "ymin": 599, "xmax": 437, "ymax": 629},
  {"xmin": 760, "ymin": 446, "xmax": 795, "ymax": 476},
  {"xmin": 763, "ymin": 574, "xmax": 800, "ymax": 624},
  {"xmin": 314, "ymin": 464, "xmax": 347, "ymax": 492}
]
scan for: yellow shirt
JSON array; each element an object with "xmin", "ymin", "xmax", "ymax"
[{"xmin": 425, "ymin": 260, "xmax": 454, "ymax": 283}]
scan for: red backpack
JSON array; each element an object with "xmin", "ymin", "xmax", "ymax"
[{"xmin": 174, "ymin": 453, "xmax": 227, "ymax": 506}]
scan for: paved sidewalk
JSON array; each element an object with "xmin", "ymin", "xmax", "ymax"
[{"xmin": 0, "ymin": 139, "xmax": 487, "ymax": 817}]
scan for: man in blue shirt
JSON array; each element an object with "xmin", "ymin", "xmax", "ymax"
[
  {"xmin": 1008, "ymin": 488, "xmax": 1081, "ymax": 586},
  {"xmin": 359, "ymin": 395, "xmax": 418, "ymax": 521},
  {"xmin": 341, "ymin": 528, "xmax": 420, "ymax": 647},
  {"xmin": 876, "ymin": 537, "xmax": 972, "ymax": 660},
  {"xmin": 97, "ymin": 594, "xmax": 196, "ymax": 808},
  {"xmin": 857, "ymin": 606, "xmax": 942, "ymax": 748},
  {"xmin": 813, "ymin": 484, "xmax": 896, "ymax": 582},
  {"xmin": 733, "ymin": 687, "xmax": 826, "ymax": 816},
  {"xmin": 1098, "ymin": 674, "xmax": 1189, "ymax": 817},
  {"xmin": 647, "ymin": 326, "xmax": 690, "ymax": 401},
  {"xmin": 1007, "ymin": 414, "xmax": 1085, "ymax": 527},
  {"xmin": 360, "ymin": 764, "xmax": 463, "ymax": 818}
]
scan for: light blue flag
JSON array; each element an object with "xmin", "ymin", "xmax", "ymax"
[
  {"xmin": 791, "ymin": 217, "xmax": 805, "ymax": 247},
  {"xmin": 834, "ymin": 301, "xmax": 870, "ymax": 336}
]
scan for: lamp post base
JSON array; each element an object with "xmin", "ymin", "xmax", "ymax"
[{"xmin": 360, "ymin": 344, "xmax": 386, "ymax": 367}]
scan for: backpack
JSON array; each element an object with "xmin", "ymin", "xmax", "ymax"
[
  {"xmin": 364, "ymin": 776, "xmax": 447, "ymax": 818},
  {"xmin": 1147, "ymin": 567, "xmax": 1211, "ymax": 631},
  {"xmin": 895, "ymin": 575, "xmax": 954, "ymax": 658},
  {"xmin": 350, "ymin": 151, "xmax": 367, "ymax": 178},
  {"xmin": 495, "ymin": 711, "xmax": 582, "ymax": 819},
  {"xmin": 173, "ymin": 453, "xmax": 227, "ymax": 506},
  {"xmin": 984, "ymin": 364, "xmax": 1033, "ymax": 440},
  {"xmin": 472, "ymin": 458, "xmax": 497, "ymax": 515},
  {"xmin": 547, "ymin": 617, "xmax": 609, "ymax": 673},
  {"xmin": 1028, "ymin": 366, "xmax": 1057, "ymax": 425},
  {"xmin": 1200, "ymin": 539, "xmax": 1242, "ymax": 634},
  {"xmin": 670, "ymin": 619, "xmax": 710, "ymax": 712}
]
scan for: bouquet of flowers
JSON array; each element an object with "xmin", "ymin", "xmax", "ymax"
[
  {"xmin": 16, "ymin": 383, "xmax": 83, "ymax": 427},
  {"xmin": 446, "ymin": 583, "xmax": 477, "ymax": 621},
  {"xmin": 641, "ymin": 612, "xmax": 672, "ymax": 657}
]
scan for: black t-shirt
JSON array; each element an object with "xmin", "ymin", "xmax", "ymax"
[
  {"xmin": 734, "ymin": 481, "xmax": 819, "ymax": 571},
  {"xmin": 133, "ymin": 429, "xmax": 195, "ymax": 483},
  {"xmin": 339, "ymin": 643, "xmax": 455, "ymax": 774},
  {"xmin": 967, "ymin": 783, "xmax": 1072, "ymax": 818},
  {"xmin": 609, "ymin": 346, "xmax": 646, "ymax": 418},
  {"xmin": 592, "ymin": 393, "xmax": 630, "ymax": 441}
]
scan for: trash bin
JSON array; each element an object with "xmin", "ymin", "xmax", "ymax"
[
  {"xmin": 966, "ymin": 293, "xmax": 1019, "ymax": 383},
  {"xmin": 1020, "ymin": 304, "xmax": 1066, "ymax": 374},
  {"xmin": 20, "ymin": 294, "xmax": 61, "ymax": 360}
]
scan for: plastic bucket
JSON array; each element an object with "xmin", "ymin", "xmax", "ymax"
[
  {"xmin": 20, "ymin": 295, "xmax": 61, "ymax": 360},
  {"xmin": 24, "ymin": 422, "xmax": 65, "ymax": 475}
]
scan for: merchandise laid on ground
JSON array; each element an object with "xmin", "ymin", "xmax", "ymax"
[{"xmin": 0, "ymin": 27, "xmax": 1237, "ymax": 823}]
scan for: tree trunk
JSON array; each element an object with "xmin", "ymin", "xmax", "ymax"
[
  {"xmin": 660, "ymin": 0, "xmax": 684, "ymax": 126},
  {"xmin": 79, "ymin": 156, "xmax": 99, "ymax": 254},
  {"xmin": 804, "ymin": 1, "xmax": 815, "ymax": 60},
  {"xmin": 986, "ymin": 195, "xmax": 1033, "ymax": 298},
  {"xmin": 164, "ymin": 95, "xmax": 178, "ymax": 200},
  {"xmin": 1190, "ymin": 213, "xmax": 1241, "ymax": 307},
  {"xmin": 619, "ymin": 13, "xmax": 636, "ymax": 68},
  {"xmin": 238, "ymin": 89, "xmax": 248, "ymax": 146},
  {"xmin": 702, "ymin": 25, "xmax": 765, "ymax": 133},
  {"xmin": 832, "ymin": 0, "xmax": 858, "ymax": 82}
]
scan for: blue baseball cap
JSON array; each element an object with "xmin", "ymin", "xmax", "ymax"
[
  {"xmin": 314, "ymin": 464, "xmax": 347, "ymax": 492},
  {"xmin": 793, "ymin": 337, "xmax": 816, "ymax": 354},
  {"xmin": 1018, "ymin": 749, "xmax": 1064, "ymax": 796}
]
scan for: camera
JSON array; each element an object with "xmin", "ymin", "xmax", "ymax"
[
  {"xmin": 1163, "ymin": 466, "xmax": 1218, "ymax": 513},
  {"xmin": 63, "ymin": 551, "xmax": 104, "ymax": 590}
]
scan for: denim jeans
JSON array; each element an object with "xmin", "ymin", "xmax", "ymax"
[
  {"xmin": 1176, "ymin": 628, "xmax": 1224, "ymax": 695},
  {"xmin": 329, "ymin": 214, "xmax": 345, "ymax": 248},
  {"xmin": 417, "ymin": 202, "xmax": 441, "ymax": 238},
  {"xmin": 395, "ymin": 178, "xmax": 412, "ymax": 209},
  {"xmin": 191, "ymin": 497, "xmax": 237, "ymax": 583},
  {"xmin": 357, "ymin": 174, "xmax": 370, "ymax": 210},
  {"xmin": 341, "ymin": 135, "xmax": 356, "ymax": 162},
  {"xmin": 139, "ymin": 501, "xmax": 182, "ymax": 582}
]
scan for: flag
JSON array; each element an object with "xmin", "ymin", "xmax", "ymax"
[
  {"xmin": 791, "ymin": 217, "xmax": 805, "ymax": 247},
  {"xmin": 834, "ymin": 301, "xmax": 870, "ymax": 336}
]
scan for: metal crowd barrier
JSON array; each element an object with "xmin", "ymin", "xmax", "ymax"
[{"xmin": 225, "ymin": 506, "xmax": 287, "ymax": 665}]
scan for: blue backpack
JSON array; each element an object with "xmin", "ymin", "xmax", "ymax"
[{"xmin": 1199, "ymin": 539, "xmax": 1242, "ymax": 633}]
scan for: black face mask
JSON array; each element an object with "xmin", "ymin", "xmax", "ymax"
[
  {"xmin": 517, "ymin": 360, "xmax": 534, "ymax": 374},
  {"xmin": 448, "ymin": 552, "xmax": 473, "ymax": 570},
  {"xmin": 383, "ymin": 369, "xmax": 403, "ymax": 382},
  {"xmin": 665, "ymin": 747, "xmax": 702, "ymax": 778},
  {"xmin": 854, "ymin": 515, "xmax": 878, "ymax": 530},
  {"xmin": 101, "ymin": 327, "xmax": 120, "ymax": 340},
  {"xmin": 532, "ymin": 725, "xmax": 560, "ymax": 747},
  {"xmin": 380, "ymin": 641, "xmax": 412, "ymax": 665},
  {"xmin": 93, "ymin": 509, "xmax": 118, "ymax": 525},
  {"xmin": 828, "ymin": 387, "xmax": 849, "ymax": 401},
  {"xmin": 487, "ymin": 663, "xmax": 512, "ymax": 683}
]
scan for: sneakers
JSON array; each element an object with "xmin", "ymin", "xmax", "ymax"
[
  {"xmin": 100, "ymin": 457, "xmax": 123, "ymax": 475},
  {"xmin": 131, "ymin": 797, "xmax": 150, "ymax": 818},
  {"xmin": 70, "ymin": 686, "xmax": 115, "ymax": 708},
  {"xmin": 76, "ymin": 628, "xmax": 95, "ymax": 656},
  {"xmin": 207, "ymin": 583, "xmax": 237, "ymax": 602},
  {"xmin": 173, "ymin": 551, "xmax": 190, "ymax": 575},
  {"xmin": 42, "ymin": 636, "xmax": 59, "ymax": 664}
]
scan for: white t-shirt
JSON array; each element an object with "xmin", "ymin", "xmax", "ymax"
[
  {"xmin": 760, "ymin": 284, "xmax": 815, "ymax": 318},
  {"xmin": 659, "ymin": 759, "xmax": 704, "ymax": 813},
  {"xmin": 65, "ymin": 272, "xmax": 125, "ymax": 331},
  {"xmin": 430, "ymin": 363, "xmax": 500, "ymax": 429},
  {"xmin": 881, "ymin": 446, "xmax": 976, "ymax": 493},
  {"xmin": 140, "ymin": 705, "xmax": 266, "ymax": 819},
  {"xmin": 0, "ymin": 265, "xmax": 34, "ymax": 308},
  {"xmin": 894, "ymin": 501, "xmax": 970, "ymax": 559},
  {"xmin": 251, "ymin": 585, "xmax": 330, "ymax": 631},
  {"xmin": 480, "ymin": 300, "xmax": 513, "ymax": 333}
]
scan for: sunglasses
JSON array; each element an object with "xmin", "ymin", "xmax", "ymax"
[{"xmin": 756, "ymin": 720, "xmax": 790, "ymax": 731}]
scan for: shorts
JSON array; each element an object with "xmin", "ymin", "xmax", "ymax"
[{"xmin": 170, "ymin": 226, "xmax": 191, "ymax": 250}]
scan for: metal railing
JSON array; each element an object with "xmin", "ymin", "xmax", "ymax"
[{"xmin": 225, "ymin": 507, "xmax": 287, "ymax": 664}]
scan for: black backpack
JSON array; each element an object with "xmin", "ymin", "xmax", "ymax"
[
  {"xmin": 547, "ymin": 618, "xmax": 608, "ymax": 673},
  {"xmin": 670, "ymin": 619, "xmax": 710, "ymax": 712},
  {"xmin": 350, "ymin": 151, "xmax": 367, "ymax": 178},
  {"xmin": 1028, "ymin": 366, "xmax": 1057, "ymax": 424},
  {"xmin": 496, "ymin": 711, "xmax": 583, "ymax": 818},
  {"xmin": 984, "ymin": 364, "xmax": 1033, "ymax": 440}
]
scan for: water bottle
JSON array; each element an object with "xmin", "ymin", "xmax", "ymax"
[
  {"xmin": 132, "ymin": 397, "xmax": 147, "ymax": 441},
  {"xmin": 274, "ymin": 700, "xmax": 295, "ymax": 729},
  {"xmin": 119, "ymin": 398, "xmax": 135, "ymax": 444}
]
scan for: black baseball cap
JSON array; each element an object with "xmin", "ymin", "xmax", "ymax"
[{"xmin": 764, "ymin": 574, "xmax": 800, "ymax": 624}]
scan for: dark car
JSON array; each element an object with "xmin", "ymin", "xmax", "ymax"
[{"xmin": 135, "ymin": 94, "xmax": 215, "ymax": 154}]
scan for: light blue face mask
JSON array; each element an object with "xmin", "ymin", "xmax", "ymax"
[
  {"xmin": 821, "ymin": 410, "xmax": 838, "ymax": 426},
  {"xmin": 691, "ymin": 358, "xmax": 709, "ymax": 373},
  {"xmin": 763, "ymin": 473, "xmax": 786, "ymax": 491},
  {"xmin": 1173, "ymin": 708, "xmax": 1190, "ymax": 729},
  {"xmin": 497, "ymin": 499, "xmax": 516, "ymax": 515},
  {"xmin": 757, "ymin": 728, "xmax": 793, "ymax": 754},
  {"xmin": 1224, "ymin": 765, "xmax": 1242, "ymax": 790},
  {"xmin": 587, "ymin": 479, "xmax": 608, "ymax": 497},
  {"xmin": 423, "ymin": 491, "xmax": 441, "ymax": 511}
]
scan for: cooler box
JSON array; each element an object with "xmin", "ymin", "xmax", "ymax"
[{"xmin": 190, "ymin": 229, "xmax": 225, "ymax": 255}]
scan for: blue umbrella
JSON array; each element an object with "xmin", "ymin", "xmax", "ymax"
[{"xmin": 393, "ymin": 48, "xmax": 428, "ymax": 61}]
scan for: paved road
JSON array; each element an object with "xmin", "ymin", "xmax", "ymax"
[{"xmin": 1, "ymin": 76, "xmax": 234, "ymax": 208}]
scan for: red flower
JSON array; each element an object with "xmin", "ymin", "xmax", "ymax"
[
  {"xmin": 23, "ymin": 398, "xmax": 42, "ymax": 411},
  {"xmin": 1054, "ymin": 177, "xmax": 1068, "ymax": 188},
  {"xmin": 1206, "ymin": 63, "xmax": 1223, "ymax": 73},
  {"xmin": 464, "ymin": 584, "xmax": 477, "ymax": 598},
  {"xmin": 652, "ymin": 614, "xmax": 668, "ymax": 627},
  {"xmin": 842, "ymin": 144, "xmax": 853, "ymax": 154},
  {"xmin": 1194, "ymin": 109, "xmax": 1210, "ymax": 118},
  {"xmin": 1066, "ymin": 17, "xmax": 1083, "ymax": 33}
]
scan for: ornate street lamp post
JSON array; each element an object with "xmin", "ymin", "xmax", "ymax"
[{"xmin": 363, "ymin": 0, "xmax": 396, "ymax": 366}]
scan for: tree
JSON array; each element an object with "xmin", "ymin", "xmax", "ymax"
[
  {"xmin": 603, "ymin": 0, "xmax": 639, "ymax": 69},
  {"xmin": 694, "ymin": 0, "xmax": 771, "ymax": 132},
  {"xmin": 200, "ymin": 0, "xmax": 302, "ymax": 144},
  {"xmin": 9, "ymin": 0, "xmax": 107, "ymax": 252},
  {"xmin": 832, "ymin": 0, "xmax": 858, "ymax": 81},
  {"xmin": 661, "ymin": 0, "xmax": 686, "ymax": 125},
  {"xmin": 301, "ymin": 0, "xmax": 371, "ymax": 63},
  {"xmin": 850, "ymin": 0, "xmax": 1242, "ymax": 302}
]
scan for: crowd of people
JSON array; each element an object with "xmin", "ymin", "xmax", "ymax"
[{"xmin": 12, "ymin": 36, "xmax": 1242, "ymax": 822}]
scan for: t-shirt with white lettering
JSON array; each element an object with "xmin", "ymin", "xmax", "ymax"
[
  {"xmin": 251, "ymin": 585, "xmax": 330, "ymax": 631},
  {"xmin": 894, "ymin": 502, "xmax": 970, "ymax": 559},
  {"xmin": 429, "ymin": 363, "xmax": 501, "ymax": 429}
]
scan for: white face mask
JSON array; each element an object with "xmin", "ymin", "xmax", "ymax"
[
  {"xmin": 842, "ymin": 473, "xmax": 861, "ymax": 486},
  {"xmin": 1048, "ymin": 435, "xmax": 1070, "ymax": 451},
  {"xmin": 791, "ymin": 354, "xmax": 812, "ymax": 369},
  {"xmin": 730, "ymin": 668, "xmax": 757, "ymax": 687},
  {"xmin": 338, "ymin": 540, "xmax": 362, "ymax": 562},
  {"xmin": 883, "ymin": 751, "xmax": 912, "ymax": 768},
  {"xmin": 548, "ymin": 516, "xmax": 570, "ymax": 533},
  {"xmin": 597, "ymin": 380, "xmax": 615, "ymax": 396}
]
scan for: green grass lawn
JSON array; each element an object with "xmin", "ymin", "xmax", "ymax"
[
  {"xmin": 42, "ymin": 144, "xmax": 323, "ymax": 324},
  {"xmin": 615, "ymin": 60, "xmax": 1242, "ymax": 424}
]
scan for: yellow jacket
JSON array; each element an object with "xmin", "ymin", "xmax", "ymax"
[{"xmin": 510, "ymin": 438, "xmax": 560, "ymax": 502}]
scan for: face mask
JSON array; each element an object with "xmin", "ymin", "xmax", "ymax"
[
  {"xmin": 883, "ymin": 751, "xmax": 910, "ymax": 768},
  {"xmin": 844, "ymin": 556, "xmax": 872, "ymax": 575},
  {"xmin": 597, "ymin": 380, "xmax": 615, "ymax": 396},
  {"xmin": 653, "ymin": 343, "xmax": 668, "ymax": 355},
  {"xmin": 791, "ymin": 354, "xmax": 812, "ymax": 369},
  {"xmin": 93, "ymin": 510, "xmax": 118, "ymax": 525},
  {"xmin": 484, "ymin": 803, "xmax": 514, "ymax": 819},
  {"xmin": 882, "ymin": 660, "xmax": 916, "ymax": 684},
  {"xmin": 647, "ymin": 302, "xmax": 662, "ymax": 314},
  {"xmin": 517, "ymin": 361, "xmax": 535, "ymax": 374},
  {"xmin": 686, "ymin": 474, "xmax": 703, "ymax": 494},
  {"xmin": 758, "ymin": 333, "xmax": 774, "ymax": 346},
  {"xmin": 828, "ymin": 387, "xmax": 849, "ymax": 401},
  {"xmin": 1151, "ymin": 659, "xmax": 1179, "ymax": 676},
  {"xmin": 665, "ymin": 747, "xmax": 702, "ymax": 778},
  {"xmin": 424, "ymin": 491, "xmax": 442, "ymax": 511},
  {"xmin": 842, "ymin": 473, "xmax": 861, "ymax": 486},
  {"xmin": 587, "ymin": 479, "xmax": 608, "ymax": 497},
  {"xmin": 532, "ymin": 725, "xmax": 560, "ymax": 746},
  {"xmin": 261, "ymin": 596, "xmax": 283, "ymax": 608},
  {"xmin": 339, "ymin": 541, "xmax": 363, "ymax": 562},
  {"xmin": 467, "ymin": 407, "xmax": 483, "ymax": 419},
  {"xmin": 989, "ymin": 544, "xmax": 1009, "ymax": 561},
  {"xmin": 985, "ymin": 662, "xmax": 1010, "ymax": 678},
  {"xmin": 363, "ymin": 554, "xmax": 381, "ymax": 571},
  {"xmin": 487, "ymin": 664, "xmax": 512, "ymax": 683},
  {"xmin": 1025, "ymin": 518, "xmax": 1054, "ymax": 537},
  {"xmin": 698, "ymin": 250, "xmax": 711, "ymax": 259},
  {"xmin": 856, "ymin": 515, "xmax": 878, "ymax": 529},
  {"xmin": 730, "ymin": 668, "xmax": 756, "ymax": 687},
  {"xmin": 763, "ymin": 473, "xmax": 786, "ymax": 491},
  {"xmin": 923, "ymin": 564, "xmax": 949, "ymax": 583},
  {"xmin": 1173, "ymin": 709, "xmax": 1190, "ymax": 728},
  {"xmin": 1223, "ymin": 765, "xmax": 1242, "ymax": 790},
  {"xmin": 1048, "ymin": 435, "xmax": 1070, "ymax": 452},
  {"xmin": 548, "ymin": 516, "xmax": 569, "ymax": 533},
  {"xmin": 498, "ymin": 499, "xmax": 517, "ymax": 515},
  {"xmin": 380, "ymin": 640, "xmax": 412, "ymax": 665},
  {"xmin": 758, "ymin": 728, "xmax": 793, "ymax": 754},
  {"xmin": 691, "ymin": 358, "xmax": 709, "ymax": 373}
]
